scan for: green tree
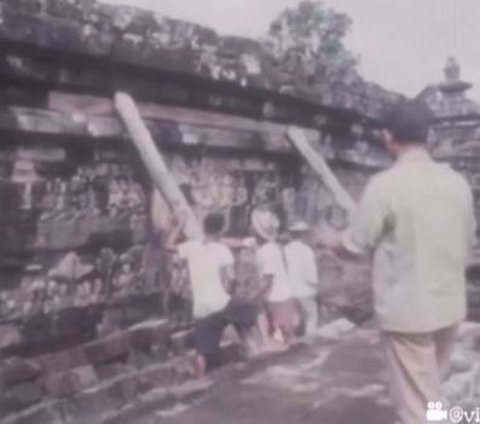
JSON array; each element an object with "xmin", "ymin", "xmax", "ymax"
[{"xmin": 266, "ymin": 0, "xmax": 359, "ymax": 86}]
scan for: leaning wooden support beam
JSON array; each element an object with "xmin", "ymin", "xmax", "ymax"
[
  {"xmin": 114, "ymin": 92, "xmax": 203, "ymax": 241},
  {"xmin": 288, "ymin": 126, "xmax": 357, "ymax": 214}
]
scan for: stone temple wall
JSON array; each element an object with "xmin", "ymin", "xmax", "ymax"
[
  {"xmin": 0, "ymin": 0, "xmax": 398, "ymax": 362},
  {"xmin": 0, "ymin": 124, "xmax": 382, "ymax": 423},
  {"xmin": 0, "ymin": 126, "xmax": 381, "ymax": 355},
  {"xmin": 419, "ymin": 58, "xmax": 480, "ymax": 320},
  {"xmin": 0, "ymin": 0, "xmax": 400, "ymax": 120},
  {"xmin": 3, "ymin": 1, "xmax": 474, "ymax": 423}
]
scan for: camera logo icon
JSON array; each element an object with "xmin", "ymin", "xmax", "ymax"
[{"xmin": 426, "ymin": 402, "xmax": 448, "ymax": 422}]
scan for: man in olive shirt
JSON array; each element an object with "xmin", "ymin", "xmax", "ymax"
[{"xmin": 323, "ymin": 101, "xmax": 477, "ymax": 424}]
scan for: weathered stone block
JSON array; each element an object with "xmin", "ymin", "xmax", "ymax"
[
  {"xmin": 171, "ymin": 378, "xmax": 213, "ymax": 404},
  {"xmin": 37, "ymin": 351, "xmax": 71, "ymax": 375},
  {"xmin": 169, "ymin": 330, "xmax": 194, "ymax": 356},
  {"xmin": 66, "ymin": 385, "xmax": 123, "ymax": 422},
  {"xmin": 72, "ymin": 365, "xmax": 98, "ymax": 388},
  {"xmin": 94, "ymin": 362, "xmax": 128, "ymax": 381},
  {"xmin": 136, "ymin": 364, "xmax": 176, "ymax": 394},
  {"xmin": 123, "ymin": 304, "xmax": 148, "ymax": 326},
  {"xmin": 128, "ymin": 319, "xmax": 170, "ymax": 353},
  {"xmin": 104, "ymin": 4, "xmax": 157, "ymax": 33},
  {"xmin": 43, "ymin": 365, "xmax": 98, "ymax": 398},
  {"xmin": 138, "ymin": 362, "xmax": 181, "ymax": 393},
  {"xmin": 3, "ymin": 0, "xmax": 45, "ymax": 15},
  {"xmin": 0, "ymin": 10, "xmax": 114, "ymax": 58},
  {"xmin": 0, "ymin": 324, "xmax": 22, "ymax": 350},
  {"xmin": 107, "ymin": 375, "xmax": 139, "ymax": 405},
  {"xmin": 0, "ymin": 392, "xmax": 18, "ymax": 419},
  {"xmin": 97, "ymin": 309, "xmax": 124, "ymax": 337},
  {"xmin": 1, "ymin": 358, "xmax": 43, "ymax": 386},
  {"xmin": 44, "ymin": 0, "xmax": 97, "ymax": 21},
  {"xmin": 5, "ymin": 401, "xmax": 64, "ymax": 424},
  {"xmin": 68, "ymin": 346, "xmax": 89, "ymax": 369},
  {"xmin": 83, "ymin": 333, "xmax": 129, "ymax": 365},
  {"xmin": 15, "ymin": 146, "xmax": 66, "ymax": 162},
  {"xmin": 11, "ymin": 382, "xmax": 43, "ymax": 407}
]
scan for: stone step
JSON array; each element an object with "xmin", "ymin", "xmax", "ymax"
[
  {"xmin": 1, "ymin": 340, "xmax": 239, "ymax": 424},
  {"xmin": 100, "ymin": 378, "xmax": 214, "ymax": 424},
  {"xmin": 1, "ymin": 354, "xmax": 193, "ymax": 424}
]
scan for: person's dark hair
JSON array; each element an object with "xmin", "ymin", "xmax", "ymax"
[
  {"xmin": 203, "ymin": 212, "xmax": 226, "ymax": 236},
  {"xmin": 382, "ymin": 100, "xmax": 432, "ymax": 144}
]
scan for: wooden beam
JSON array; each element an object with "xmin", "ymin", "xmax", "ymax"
[
  {"xmin": 114, "ymin": 92, "xmax": 203, "ymax": 241},
  {"xmin": 288, "ymin": 126, "xmax": 356, "ymax": 214}
]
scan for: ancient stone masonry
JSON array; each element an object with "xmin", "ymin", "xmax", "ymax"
[
  {"xmin": 0, "ymin": 2, "xmax": 399, "ymax": 419},
  {"xmin": 418, "ymin": 58, "xmax": 480, "ymax": 321},
  {"xmin": 421, "ymin": 59, "xmax": 480, "ymax": 226},
  {"xmin": 0, "ymin": 0, "xmax": 400, "ymax": 121},
  {"xmin": 0, "ymin": 1, "xmax": 468, "ymax": 423}
]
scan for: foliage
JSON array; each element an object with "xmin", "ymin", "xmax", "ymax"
[{"xmin": 265, "ymin": 0, "xmax": 359, "ymax": 86}]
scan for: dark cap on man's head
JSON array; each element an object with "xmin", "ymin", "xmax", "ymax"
[
  {"xmin": 203, "ymin": 212, "xmax": 226, "ymax": 236},
  {"xmin": 382, "ymin": 100, "xmax": 433, "ymax": 145}
]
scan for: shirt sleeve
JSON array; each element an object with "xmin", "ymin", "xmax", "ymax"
[
  {"xmin": 342, "ymin": 176, "xmax": 388, "ymax": 255},
  {"xmin": 177, "ymin": 241, "xmax": 192, "ymax": 260},
  {"xmin": 219, "ymin": 246, "xmax": 235, "ymax": 267}
]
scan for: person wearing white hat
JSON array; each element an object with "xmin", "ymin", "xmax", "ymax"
[
  {"xmin": 251, "ymin": 209, "xmax": 297, "ymax": 347},
  {"xmin": 284, "ymin": 220, "xmax": 320, "ymax": 336}
]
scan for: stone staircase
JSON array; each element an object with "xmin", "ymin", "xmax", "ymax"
[{"xmin": 0, "ymin": 320, "xmax": 239, "ymax": 424}]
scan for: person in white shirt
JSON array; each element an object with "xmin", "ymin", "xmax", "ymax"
[
  {"xmin": 166, "ymin": 212, "xmax": 257, "ymax": 377},
  {"xmin": 285, "ymin": 221, "xmax": 319, "ymax": 336},
  {"xmin": 321, "ymin": 100, "xmax": 477, "ymax": 424},
  {"xmin": 251, "ymin": 209, "xmax": 297, "ymax": 347}
]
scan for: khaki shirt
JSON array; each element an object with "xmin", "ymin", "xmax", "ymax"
[{"xmin": 343, "ymin": 148, "xmax": 476, "ymax": 333}]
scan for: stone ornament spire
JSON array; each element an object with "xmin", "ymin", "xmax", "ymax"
[
  {"xmin": 420, "ymin": 57, "xmax": 480, "ymax": 156},
  {"xmin": 444, "ymin": 57, "xmax": 460, "ymax": 81},
  {"xmin": 438, "ymin": 56, "xmax": 473, "ymax": 99}
]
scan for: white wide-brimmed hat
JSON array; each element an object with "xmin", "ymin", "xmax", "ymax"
[
  {"xmin": 251, "ymin": 209, "xmax": 280, "ymax": 241},
  {"xmin": 288, "ymin": 220, "xmax": 310, "ymax": 233}
]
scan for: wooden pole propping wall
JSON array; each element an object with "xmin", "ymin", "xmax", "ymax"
[
  {"xmin": 114, "ymin": 92, "xmax": 203, "ymax": 241},
  {"xmin": 287, "ymin": 126, "xmax": 357, "ymax": 215}
]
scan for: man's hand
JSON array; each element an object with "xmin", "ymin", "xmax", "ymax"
[
  {"xmin": 221, "ymin": 237, "xmax": 257, "ymax": 249},
  {"xmin": 165, "ymin": 210, "xmax": 189, "ymax": 253}
]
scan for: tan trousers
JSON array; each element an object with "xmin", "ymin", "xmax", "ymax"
[{"xmin": 382, "ymin": 324, "xmax": 458, "ymax": 424}]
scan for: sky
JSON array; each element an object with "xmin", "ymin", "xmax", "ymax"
[{"xmin": 102, "ymin": 0, "xmax": 480, "ymax": 100}]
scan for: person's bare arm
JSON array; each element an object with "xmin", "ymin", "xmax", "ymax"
[
  {"xmin": 316, "ymin": 228, "xmax": 361, "ymax": 260},
  {"xmin": 220, "ymin": 264, "xmax": 236, "ymax": 295},
  {"xmin": 164, "ymin": 212, "xmax": 188, "ymax": 253},
  {"xmin": 221, "ymin": 237, "xmax": 257, "ymax": 250}
]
